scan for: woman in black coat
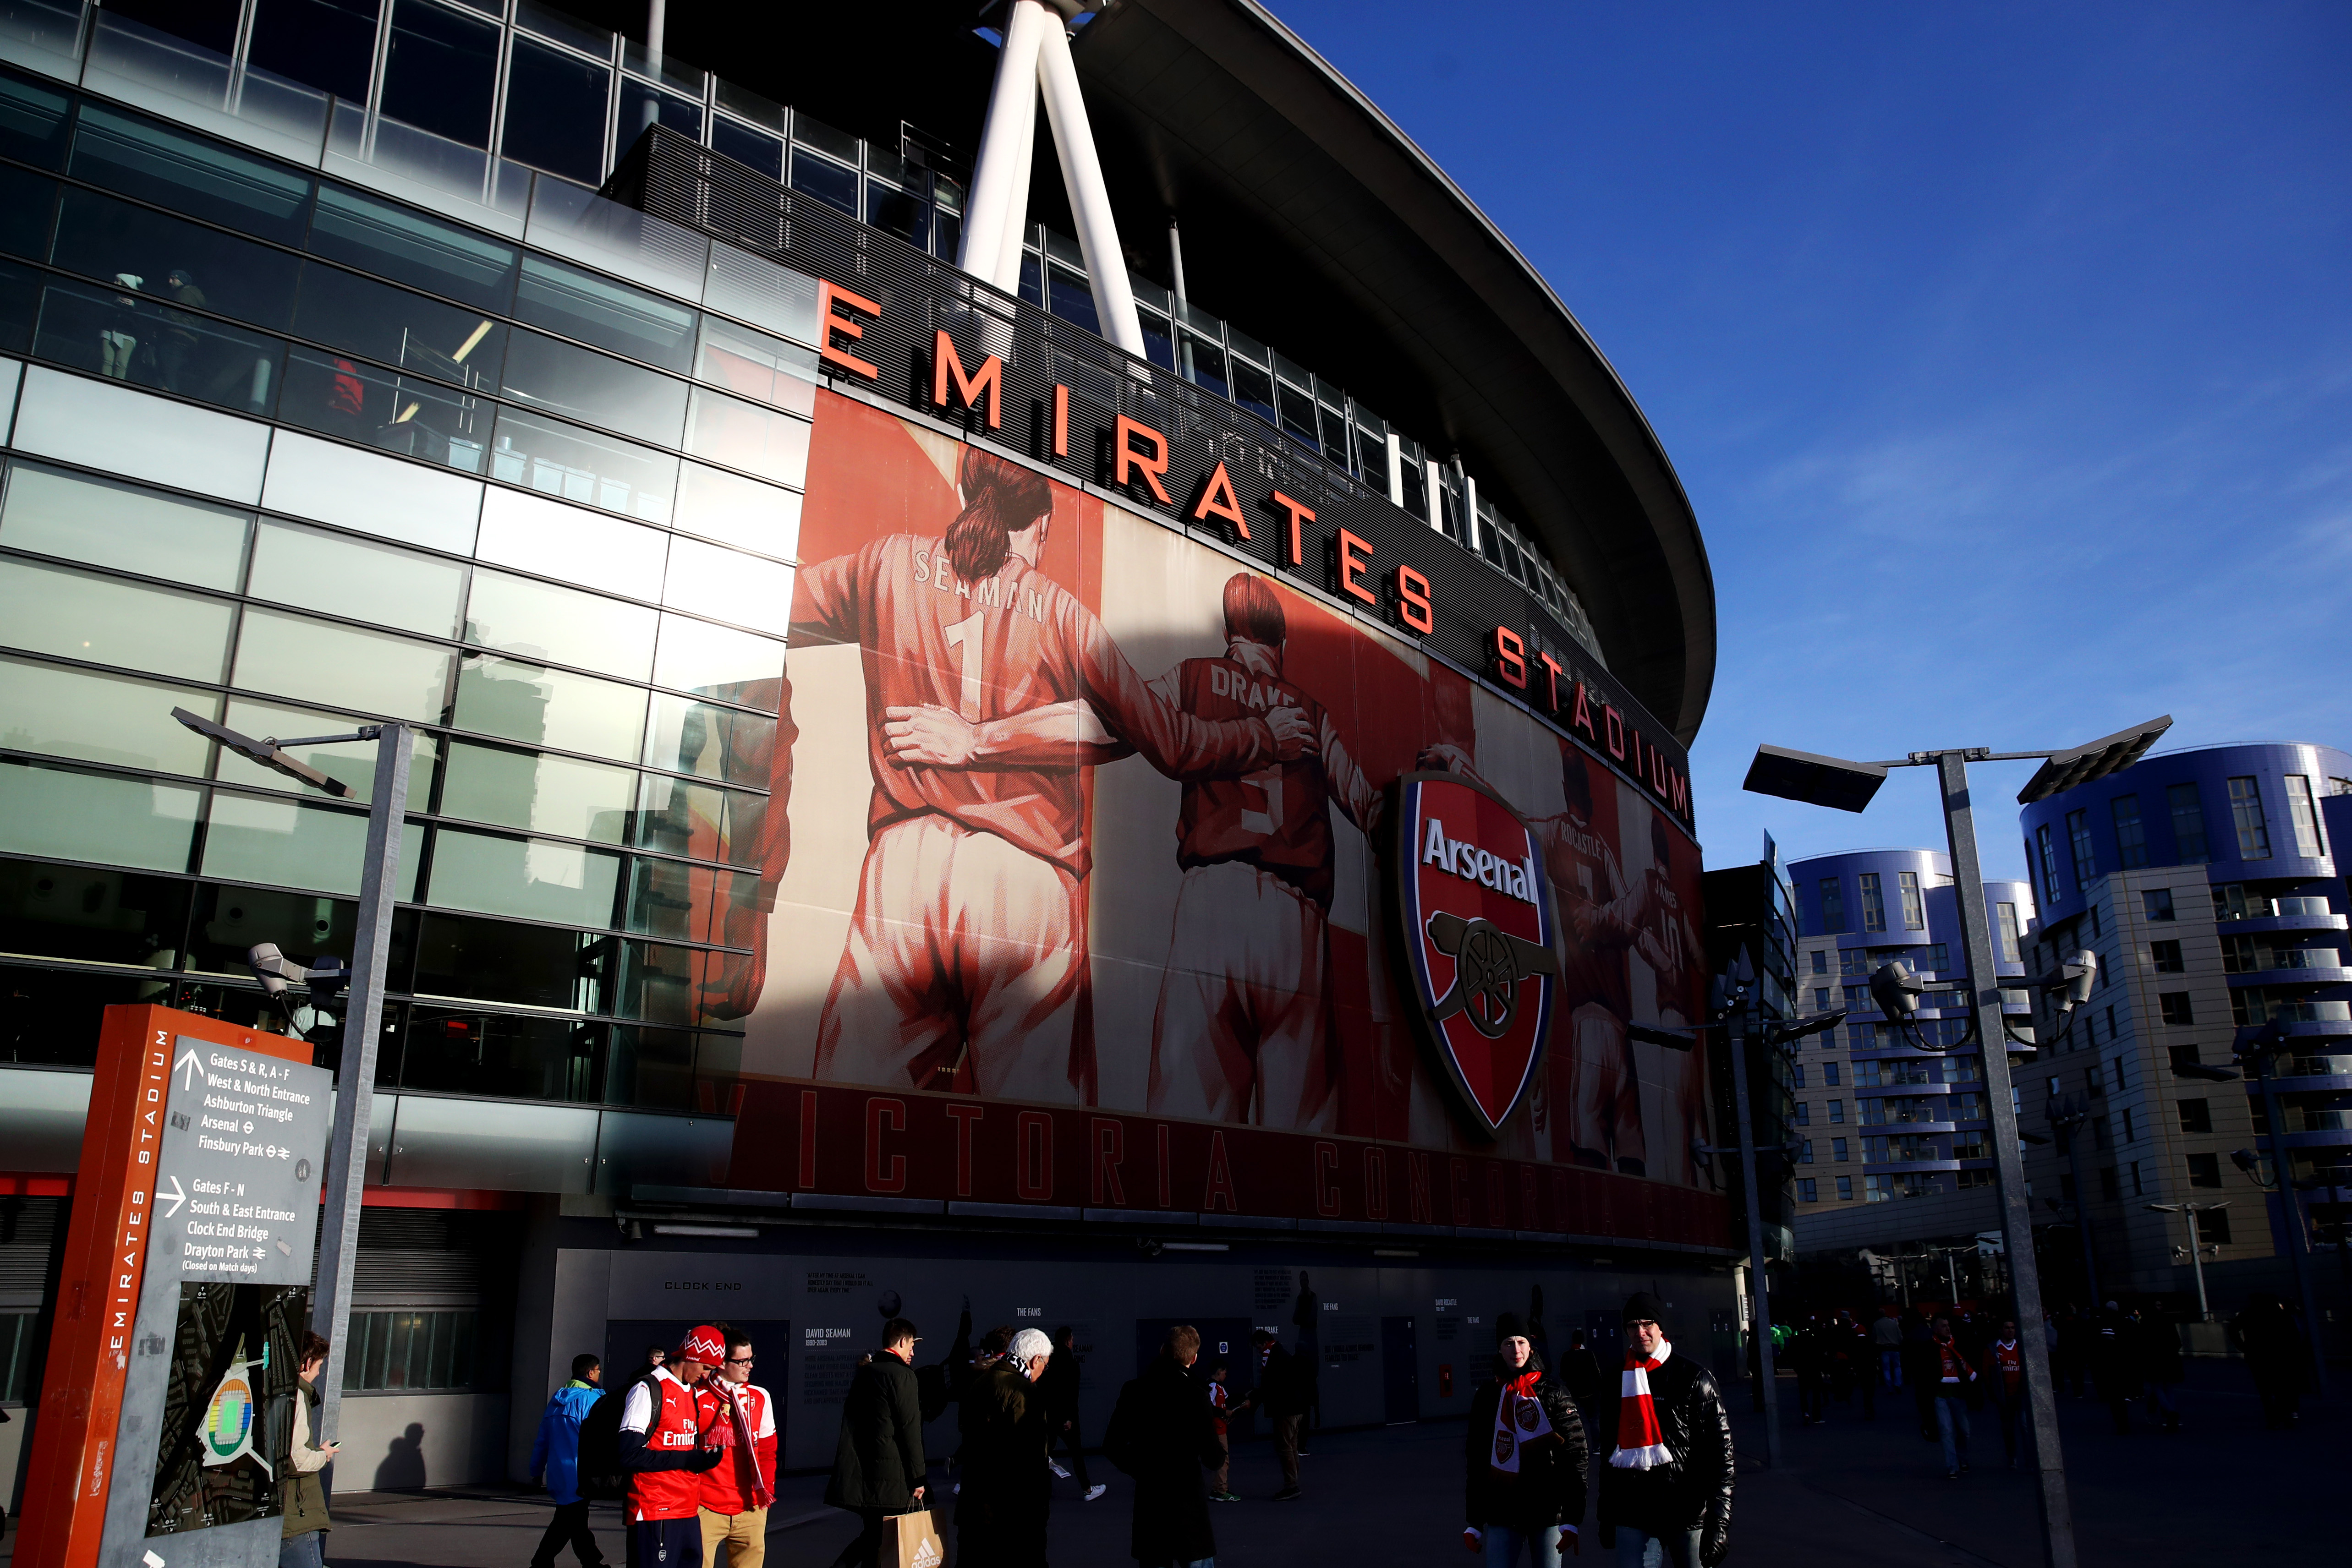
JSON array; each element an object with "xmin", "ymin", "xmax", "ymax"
[
  {"xmin": 1464, "ymin": 1312, "xmax": 1589, "ymax": 1566},
  {"xmin": 1104, "ymin": 1325, "xmax": 1226, "ymax": 1567}
]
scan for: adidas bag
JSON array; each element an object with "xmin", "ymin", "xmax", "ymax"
[{"xmin": 889, "ymin": 1507, "xmax": 945, "ymax": 1568}]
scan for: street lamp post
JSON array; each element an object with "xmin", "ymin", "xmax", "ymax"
[
  {"xmin": 2147, "ymin": 1201, "xmax": 2227, "ymax": 1320},
  {"xmin": 1746, "ymin": 716, "xmax": 2174, "ymax": 1568},
  {"xmin": 171, "ymin": 709, "xmax": 410, "ymax": 1456},
  {"xmin": 2239, "ymin": 1027, "xmax": 2330, "ymax": 1393}
]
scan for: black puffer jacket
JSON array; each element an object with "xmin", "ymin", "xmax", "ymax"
[
  {"xmin": 1464, "ymin": 1367, "xmax": 1588, "ymax": 1534},
  {"xmin": 1596, "ymin": 1346, "xmax": 1733, "ymax": 1563}
]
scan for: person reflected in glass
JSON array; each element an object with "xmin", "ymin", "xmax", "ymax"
[{"xmin": 155, "ymin": 266, "xmax": 207, "ymax": 393}]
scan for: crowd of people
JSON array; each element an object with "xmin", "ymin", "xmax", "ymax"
[{"xmin": 508, "ymin": 1292, "xmax": 1738, "ymax": 1568}]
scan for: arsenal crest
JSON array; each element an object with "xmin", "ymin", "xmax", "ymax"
[{"xmin": 1389, "ymin": 771, "xmax": 1559, "ymax": 1138}]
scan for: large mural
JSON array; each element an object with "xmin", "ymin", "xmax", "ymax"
[{"xmin": 705, "ymin": 392, "xmax": 1716, "ymax": 1224}]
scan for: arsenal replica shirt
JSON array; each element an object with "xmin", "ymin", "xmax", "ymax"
[{"xmin": 793, "ymin": 534, "xmax": 1277, "ymax": 878}]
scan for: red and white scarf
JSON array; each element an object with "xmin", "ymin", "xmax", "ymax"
[
  {"xmin": 1489, "ymin": 1367, "xmax": 1555, "ymax": 1475},
  {"xmin": 1611, "ymin": 1341, "xmax": 1672, "ymax": 1470},
  {"xmin": 707, "ymin": 1377, "xmax": 775, "ymax": 1510}
]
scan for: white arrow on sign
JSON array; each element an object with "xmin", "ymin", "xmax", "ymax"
[
  {"xmin": 176, "ymin": 1045, "xmax": 205, "ymax": 1090},
  {"xmin": 160, "ymin": 1175, "xmax": 186, "ymax": 1218}
]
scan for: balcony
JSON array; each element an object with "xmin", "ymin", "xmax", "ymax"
[
  {"xmin": 2226, "ymin": 959, "xmax": 2352, "ymax": 987},
  {"xmin": 2230, "ymin": 896, "xmax": 2349, "ymax": 936}
]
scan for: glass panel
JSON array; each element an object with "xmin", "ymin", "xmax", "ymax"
[
  {"xmin": 615, "ymin": 939, "xmax": 730, "ymax": 1026},
  {"xmin": 66, "ymin": 104, "xmax": 315, "ymax": 244},
  {"xmin": 501, "ymin": 328, "xmax": 688, "ymax": 447},
  {"xmin": 464, "ymin": 568, "xmax": 658, "ymax": 680},
  {"xmin": 0, "ymin": 257, "xmax": 38, "ymax": 355},
  {"xmin": 661, "ymin": 536, "xmax": 791, "ymax": 636},
  {"xmin": 681, "ymin": 387, "xmax": 806, "ymax": 489},
  {"xmin": 1046, "ymin": 265, "xmax": 1099, "ymax": 336},
  {"xmin": 380, "ymin": 0, "xmax": 500, "ymax": 150},
  {"xmin": 709, "ymin": 117, "xmax": 782, "ymax": 181},
  {"xmin": 702, "ymin": 244, "xmax": 817, "ymax": 347},
  {"xmin": 33, "ymin": 277, "xmax": 284, "ymax": 417},
  {"xmin": 0, "ymin": 166, "xmax": 56, "ymax": 261},
  {"xmin": 500, "ymin": 36, "xmax": 610, "ymax": 187},
  {"xmin": 617, "ymin": 78, "xmax": 699, "ymax": 140},
  {"xmin": 0, "ymin": 656, "xmax": 216, "ymax": 773},
  {"xmin": 0, "ymin": 70, "xmax": 73, "ymax": 169},
  {"xmin": 788, "ymin": 149, "xmax": 856, "ymax": 215},
  {"xmin": 217, "ymin": 697, "xmax": 438, "ymax": 801},
  {"xmin": 514, "ymin": 254, "xmax": 697, "ymax": 374},
  {"xmin": 1184, "ymin": 334, "xmax": 1228, "ymax": 399},
  {"xmin": 0, "ymin": 858, "xmax": 194, "ymax": 973},
  {"xmin": 247, "ymin": 519, "xmax": 467, "ymax": 638},
  {"xmin": 0, "ymin": 758, "xmax": 200, "ymax": 871},
  {"xmin": 625, "ymin": 854, "xmax": 757, "ymax": 942},
  {"xmin": 201, "ymin": 788, "xmax": 399, "ymax": 896},
  {"xmin": 634, "ymin": 773, "xmax": 766, "ymax": 869},
  {"xmin": 260, "ymin": 429, "xmax": 483, "ymax": 554},
  {"xmin": 0, "ymin": 557, "xmax": 234, "ymax": 681},
  {"xmin": 652, "ymin": 615, "xmax": 786, "ymax": 703},
  {"xmin": 291, "ymin": 262, "xmax": 506, "ymax": 387},
  {"xmin": 307, "ymin": 181, "xmax": 518, "ymax": 313},
  {"xmin": 397, "ymin": 1007, "xmax": 606, "ymax": 1100},
  {"xmin": 1230, "ymin": 359, "xmax": 1274, "ymax": 427},
  {"xmin": 245, "ymin": 0, "xmax": 382, "ymax": 104},
  {"xmin": 439, "ymin": 740, "xmax": 635, "ymax": 843},
  {"xmin": 865, "ymin": 180, "xmax": 928, "ymax": 250},
  {"xmin": 1, "ymin": 460, "xmax": 250, "ymax": 590},
  {"xmin": 232, "ymin": 606, "xmax": 452, "ymax": 721},
  {"xmin": 607, "ymin": 1022, "xmax": 695, "ymax": 1108},
  {"xmin": 453, "ymin": 656, "xmax": 646, "ymax": 763},
  {"xmin": 643, "ymin": 694, "xmax": 773, "ymax": 787},
  {"xmin": 278, "ymin": 345, "xmax": 496, "ymax": 473},
  {"xmin": 488, "ymin": 406, "xmax": 677, "ymax": 524},
  {"xmin": 410, "ymin": 910, "xmax": 611, "ymax": 1011},
  {"xmin": 428, "ymin": 825, "xmax": 624, "ymax": 926},
  {"xmin": 673, "ymin": 462, "xmax": 800, "ymax": 559},
  {"xmin": 473, "ymin": 485, "xmax": 669, "ymax": 601},
  {"xmin": 694, "ymin": 317, "xmax": 817, "ymax": 418},
  {"xmin": 49, "ymin": 186, "xmax": 301, "ymax": 333}
]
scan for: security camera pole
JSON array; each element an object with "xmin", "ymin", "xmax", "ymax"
[
  {"xmin": 2146, "ymin": 1202, "xmax": 2227, "ymax": 1321},
  {"xmin": 1746, "ymin": 716, "xmax": 2172, "ymax": 1568},
  {"xmin": 171, "ymin": 709, "xmax": 409, "ymax": 1454}
]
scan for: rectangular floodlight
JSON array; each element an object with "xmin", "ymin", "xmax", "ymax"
[
  {"xmin": 172, "ymin": 706, "xmax": 355, "ymax": 798},
  {"xmin": 1743, "ymin": 744, "xmax": 1887, "ymax": 813},
  {"xmin": 2016, "ymin": 715, "xmax": 2171, "ymax": 805}
]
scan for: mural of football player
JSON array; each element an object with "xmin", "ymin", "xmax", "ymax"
[
  {"xmin": 1144, "ymin": 573, "xmax": 1383, "ymax": 1131},
  {"xmin": 1633, "ymin": 810, "xmax": 1708, "ymax": 1184},
  {"xmin": 790, "ymin": 448, "xmax": 1312, "ymax": 1104}
]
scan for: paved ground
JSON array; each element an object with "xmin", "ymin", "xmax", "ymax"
[{"xmin": 15, "ymin": 1360, "xmax": 2330, "ymax": 1567}]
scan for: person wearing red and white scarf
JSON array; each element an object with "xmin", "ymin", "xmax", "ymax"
[
  {"xmin": 1929, "ymin": 1316, "xmax": 1976, "ymax": 1480},
  {"xmin": 1462, "ymin": 1312, "xmax": 1588, "ymax": 1566},
  {"xmin": 1596, "ymin": 1294, "xmax": 1732, "ymax": 1568},
  {"xmin": 691, "ymin": 1328, "xmax": 777, "ymax": 1567}
]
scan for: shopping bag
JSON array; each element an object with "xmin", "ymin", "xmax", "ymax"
[{"xmin": 889, "ymin": 1506, "xmax": 946, "ymax": 1568}]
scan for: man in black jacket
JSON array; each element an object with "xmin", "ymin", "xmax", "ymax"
[
  {"xmin": 1103, "ymin": 1324, "xmax": 1226, "ymax": 1567},
  {"xmin": 1598, "ymin": 1293, "xmax": 1732, "ymax": 1568},
  {"xmin": 1232, "ymin": 1328, "xmax": 1310, "ymax": 1500},
  {"xmin": 824, "ymin": 1318, "xmax": 928, "ymax": 1568}
]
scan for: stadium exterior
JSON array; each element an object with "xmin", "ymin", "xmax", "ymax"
[{"xmin": 0, "ymin": 0, "xmax": 1724, "ymax": 1492}]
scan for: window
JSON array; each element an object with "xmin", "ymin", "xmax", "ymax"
[
  {"xmin": 2285, "ymin": 775, "xmax": 2325, "ymax": 858},
  {"xmin": 1837, "ymin": 1175, "xmax": 1853, "ymax": 1200},
  {"xmin": 2037, "ymin": 825, "xmax": 2061, "ymax": 901},
  {"xmin": 246, "ymin": 0, "xmax": 383, "ymax": 104},
  {"xmin": 2178, "ymin": 1098, "xmax": 2210, "ymax": 1133},
  {"xmin": 1840, "ymin": 949, "xmax": 1874, "ymax": 978},
  {"xmin": 2087, "ymin": 1063, "xmax": 2105, "ymax": 1095},
  {"xmin": 1824, "ymin": 1061, "xmax": 1841, "ymax": 1087},
  {"xmin": 2151, "ymin": 940, "xmax": 2183, "ymax": 973},
  {"xmin": 501, "ymin": 36, "xmax": 613, "ymax": 186},
  {"xmin": 2168, "ymin": 782, "xmax": 2209, "ymax": 863},
  {"xmin": 343, "ymin": 1308, "xmax": 479, "ymax": 1391},
  {"xmin": 2159, "ymin": 992, "xmax": 2194, "ymax": 1026},
  {"xmin": 1820, "ymin": 877, "xmax": 1846, "ymax": 933},
  {"xmin": 380, "ymin": 0, "xmax": 501, "ymax": 149},
  {"xmin": 2228, "ymin": 776, "xmax": 2270, "ymax": 858},
  {"xmin": 2186, "ymin": 1152, "xmax": 2222, "ymax": 1189},
  {"xmin": 2121, "ymin": 1108, "xmax": 2135, "ymax": 1143},
  {"xmin": 2067, "ymin": 809, "xmax": 2096, "ymax": 889},
  {"xmin": 2221, "ymin": 934, "xmax": 2259, "ymax": 973},
  {"xmin": 1799, "ymin": 1140, "xmax": 1815, "ymax": 1164},
  {"xmin": 1791, "ymin": 1064, "xmax": 1806, "ymax": 1089},
  {"xmin": 2099, "ymin": 1167, "xmax": 2119, "ymax": 1201},
  {"xmin": 1859, "ymin": 872, "xmax": 1886, "ymax": 932},
  {"xmin": 1832, "ymin": 1137, "xmax": 1849, "ymax": 1162},
  {"xmin": 2111, "ymin": 793, "xmax": 2148, "ymax": 869},
  {"xmin": 1829, "ymin": 1099, "xmax": 1845, "ymax": 1124},
  {"xmin": 1996, "ymin": 901, "xmax": 2021, "ymax": 962},
  {"xmin": 1794, "ymin": 1102, "xmax": 1810, "ymax": 1125},
  {"xmin": 2196, "ymin": 1208, "xmax": 2231, "ymax": 1246},
  {"xmin": 1811, "ymin": 950, "xmax": 1827, "ymax": 975},
  {"xmin": 1814, "ymin": 988, "xmax": 1830, "ymax": 1010},
  {"xmin": 1899, "ymin": 870, "xmax": 1924, "ymax": 929},
  {"xmin": 2143, "ymin": 888, "xmax": 2174, "ymax": 922},
  {"xmin": 2167, "ymin": 1045, "xmax": 2201, "ymax": 1072},
  {"xmin": 2128, "ymin": 1160, "xmax": 2144, "ymax": 1196},
  {"xmin": 1864, "ymin": 1174, "xmax": 1891, "ymax": 1202},
  {"xmin": 1798, "ymin": 1178, "xmax": 1818, "ymax": 1203}
]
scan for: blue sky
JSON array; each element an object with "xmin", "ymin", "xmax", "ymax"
[{"xmin": 1277, "ymin": 1, "xmax": 2352, "ymax": 888}]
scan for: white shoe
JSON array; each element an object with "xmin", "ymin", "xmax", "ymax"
[
  {"xmin": 952, "ymin": 1482, "xmax": 961, "ymax": 1495},
  {"xmin": 1084, "ymin": 1485, "xmax": 1107, "ymax": 1502},
  {"xmin": 1049, "ymin": 1461, "xmax": 1072, "ymax": 1480}
]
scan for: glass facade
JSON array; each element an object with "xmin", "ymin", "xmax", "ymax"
[{"xmin": 0, "ymin": 66, "xmax": 813, "ymax": 1107}]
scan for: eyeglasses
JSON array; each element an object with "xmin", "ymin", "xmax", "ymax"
[{"xmin": 727, "ymin": 1356, "xmax": 755, "ymax": 1365}]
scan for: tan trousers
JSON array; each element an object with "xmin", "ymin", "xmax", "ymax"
[{"xmin": 697, "ymin": 1506, "xmax": 766, "ymax": 1568}]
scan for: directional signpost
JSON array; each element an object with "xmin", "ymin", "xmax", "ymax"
[{"xmin": 18, "ymin": 1006, "xmax": 329, "ymax": 1568}]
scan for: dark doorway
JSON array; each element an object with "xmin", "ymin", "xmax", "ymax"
[{"xmin": 1380, "ymin": 1315, "xmax": 1418, "ymax": 1423}]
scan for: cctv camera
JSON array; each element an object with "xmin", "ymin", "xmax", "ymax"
[
  {"xmin": 247, "ymin": 941, "xmax": 307, "ymax": 997},
  {"xmin": 2229, "ymin": 1148, "xmax": 2259, "ymax": 1176},
  {"xmin": 1870, "ymin": 961, "xmax": 1924, "ymax": 1022},
  {"xmin": 2064, "ymin": 949, "xmax": 2098, "ymax": 1008}
]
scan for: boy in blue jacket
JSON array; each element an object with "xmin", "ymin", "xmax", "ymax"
[{"xmin": 531, "ymin": 1353, "xmax": 611, "ymax": 1568}]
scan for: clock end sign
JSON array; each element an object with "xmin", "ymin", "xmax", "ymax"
[{"xmin": 1390, "ymin": 771, "xmax": 1561, "ymax": 1139}]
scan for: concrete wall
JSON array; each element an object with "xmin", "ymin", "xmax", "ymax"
[{"xmin": 338, "ymin": 1390, "xmax": 512, "ymax": 1493}]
